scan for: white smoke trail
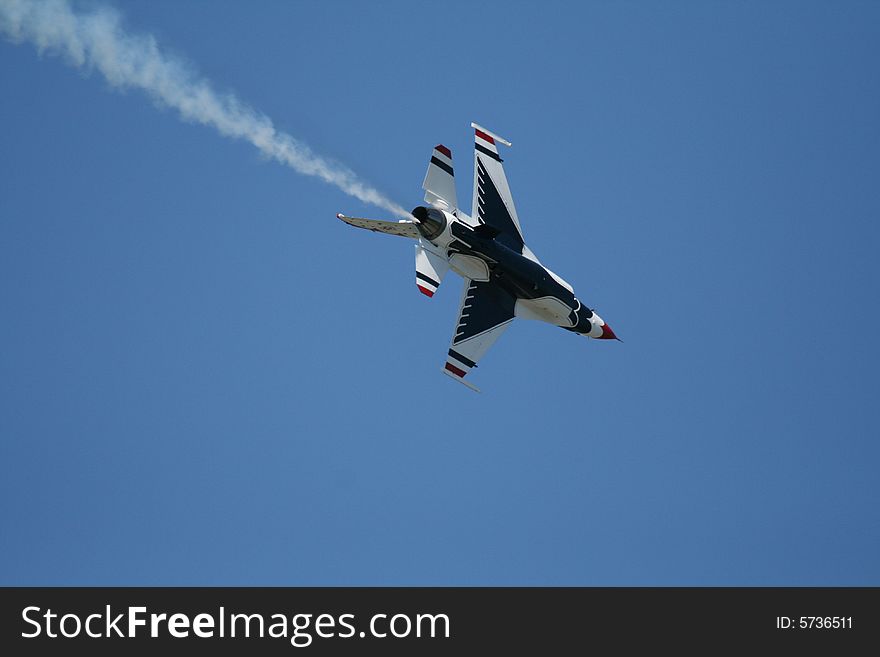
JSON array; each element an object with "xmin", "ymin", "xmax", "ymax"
[{"xmin": 0, "ymin": 0, "xmax": 411, "ymax": 218}]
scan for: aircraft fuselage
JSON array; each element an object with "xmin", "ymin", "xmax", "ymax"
[{"xmin": 417, "ymin": 207, "xmax": 616, "ymax": 340}]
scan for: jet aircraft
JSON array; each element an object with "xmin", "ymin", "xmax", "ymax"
[{"xmin": 338, "ymin": 123, "xmax": 617, "ymax": 391}]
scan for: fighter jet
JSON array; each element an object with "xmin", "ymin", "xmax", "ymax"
[{"xmin": 338, "ymin": 122, "xmax": 617, "ymax": 391}]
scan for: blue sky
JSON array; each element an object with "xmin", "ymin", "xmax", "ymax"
[{"xmin": 1, "ymin": 0, "xmax": 878, "ymax": 585}]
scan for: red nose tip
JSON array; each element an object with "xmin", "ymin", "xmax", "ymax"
[{"xmin": 599, "ymin": 323, "xmax": 618, "ymax": 340}]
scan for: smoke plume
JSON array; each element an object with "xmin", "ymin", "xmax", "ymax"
[{"xmin": 0, "ymin": 0, "xmax": 410, "ymax": 217}]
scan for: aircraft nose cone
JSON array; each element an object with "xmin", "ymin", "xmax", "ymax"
[{"xmin": 598, "ymin": 323, "xmax": 618, "ymax": 340}]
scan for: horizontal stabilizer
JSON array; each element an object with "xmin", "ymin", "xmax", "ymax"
[
  {"xmin": 422, "ymin": 144, "xmax": 458, "ymax": 211},
  {"xmin": 337, "ymin": 213, "xmax": 420, "ymax": 239},
  {"xmin": 415, "ymin": 244, "xmax": 449, "ymax": 297}
]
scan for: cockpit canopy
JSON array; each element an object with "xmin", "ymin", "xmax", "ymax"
[{"xmin": 411, "ymin": 206, "xmax": 447, "ymax": 241}]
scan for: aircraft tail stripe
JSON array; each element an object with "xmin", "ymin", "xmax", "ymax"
[
  {"xmin": 435, "ymin": 144, "xmax": 452, "ymax": 158},
  {"xmin": 416, "ymin": 272, "xmax": 440, "ymax": 288},
  {"xmin": 430, "ymin": 156, "xmax": 454, "ymax": 176}
]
